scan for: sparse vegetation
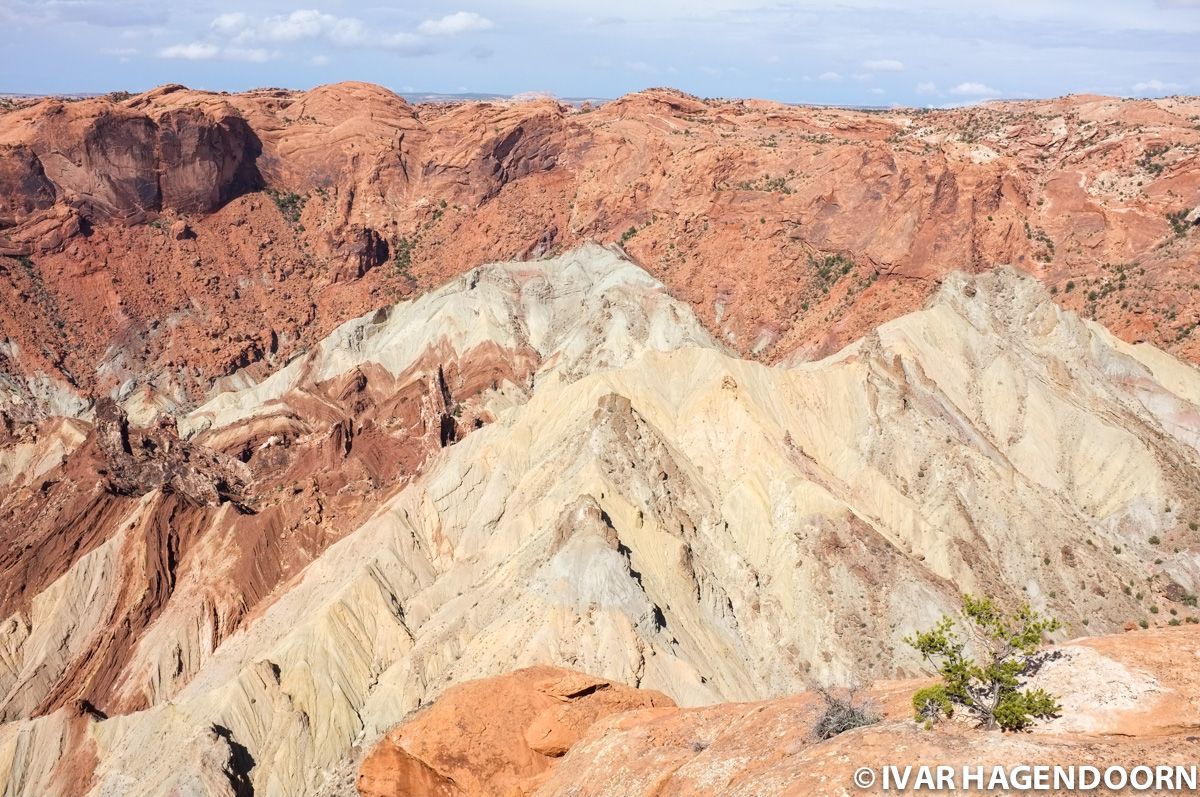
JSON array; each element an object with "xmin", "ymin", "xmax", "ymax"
[
  {"xmin": 736, "ymin": 171, "xmax": 795, "ymax": 194},
  {"xmin": 810, "ymin": 685, "xmax": 880, "ymax": 740},
  {"xmin": 1136, "ymin": 145, "xmax": 1169, "ymax": 176},
  {"xmin": 1024, "ymin": 221, "xmax": 1055, "ymax": 262},
  {"xmin": 392, "ymin": 235, "xmax": 416, "ymax": 277},
  {"xmin": 266, "ymin": 189, "xmax": 306, "ymax": 224},
  {"xmin": 1167, "ymin": 209, "xmax": 1192, "ymax": 237},
  {"xmin": 809, "ymin": 252, "xmax": 854, "ymax": 292},
  {"xmin": 906, "ymin": 594, "xmax": 1061, "ymax": 731}
]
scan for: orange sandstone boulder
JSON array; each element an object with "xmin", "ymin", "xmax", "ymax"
[{"xmin": 357, "ymin": 666, "xmax": 673, "ymax": 797}]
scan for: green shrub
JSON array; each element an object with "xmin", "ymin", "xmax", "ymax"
[
  {"xmin": 266, "ymin": 189, "xmax": 306, "ymax": 224},
  {"xmin": 993, "ymin": 688, "xmax": 1060, "ymax": 732},
  {"xmin": 905, "ymin": 594, "xmax": 1061, "ymax": 731},
  {"xmin": 1167, "ymin": 209, "xmax": 1191, "ymax": 237},
  {"xmin": 912, "ymin": 684, "xmax": 954, "ymax": 725},
  {"xmin": 392, "ymin": 235, "xmax": 416, "ymax": 276}
]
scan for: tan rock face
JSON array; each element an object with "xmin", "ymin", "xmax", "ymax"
[
  {"xmin": 0, "ymin": 246, "xmax": 1197, "ymax": 796},
  {"xmin": 1, "ymin": 85, "xmax": 1198, "ymax": 413}
]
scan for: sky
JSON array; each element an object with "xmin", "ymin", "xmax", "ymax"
[{"xmin": 2, "ymin": 1, "xmax": 1199, "ymax": 105}]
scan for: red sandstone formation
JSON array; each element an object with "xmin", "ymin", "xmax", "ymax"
[{"xmin": 0, "ymin": 84, "xmax": 1197, "ymax": 411}]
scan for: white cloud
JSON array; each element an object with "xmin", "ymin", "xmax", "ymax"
[
  {"xmin": 949, "ymin": 81, "xmax": 1000, "ymax": 96},
  {"xmin": 818, "ymin": 71, "xmax": 842, "ymax": 81},
  {"xmin": 158, "ymin": 42, "xmax": 219, "ymax": 60},
  {"xmin": 211, "ymin": 12, "xmax": 249, "ymax": 36},
  {"xmin": 916, "ymin": 81, "xmax": 939, "ymax": 95},
  {"xmin": 310, "ymin": 54, "xmax": 331, "ymax": 66},
  {"xmin": 200, "ymin": 9, "xmax": 431, "ymax": 55},
  {"xmin": 224, "ymin": 47, "xmax": 274, "ymax": 63},
  {"xmin": 158, "ymin": 41, "xmax": 275, "ymax": 62},
  {"xmin": 869, "ymin": 87, "xmax": 885, "ymax": 95},
  {"xmin": 700, "ymin": 65, "xmax": 722, "ymax": 76},
  {"xmin": 102, "ymin": 46, "xmax": 138, "ymax": 63},
  {"xmin": 1132, "ymin": 78, "xmax": 1184, "ymax": 93},
  {"xmin": 254, "ymin": 10, "xmax": 340, "ymax": 43},
  {"xmin": 624, "ymin": 60, "xmax": 655, "ymax": 73},
  {"xmin": 862, "ymin": 59, "xmax": 904, "ymax": 72},
  {"xmin": 417, "ymin": 11, "xmax": 493, "ymax": 36}
]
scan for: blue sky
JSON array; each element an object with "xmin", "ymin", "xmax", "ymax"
[{"xmin": 2, "ymin": 1, "xmax": 1199, "ymax": 105}]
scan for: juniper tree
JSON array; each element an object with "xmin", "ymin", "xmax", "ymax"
[{"xmin": 905, "ymin": 595, "xmax": 1061, "ymax": 731}]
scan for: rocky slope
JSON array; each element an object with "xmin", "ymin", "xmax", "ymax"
[
  {"xmin": 357, "ymin": 626, "xmax": 1200, "ymax": 797},
  {"xmin": 0, "ymin": 245, "xmax": 1197, "ymax": 796},
  {"xmin": 0, "ymin": 84, "xmax": 1198, "ymax": 424}
]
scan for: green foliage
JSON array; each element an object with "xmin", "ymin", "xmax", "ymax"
[
  {"xmin": 266, "ymin": 189, "xmax": 306, "ymax": 224},
  {"xmin": 1137, "ymin": 145, "xmax": 1168, "ymax": 176},
  {"xmin": 736, "ymin": 173, "xmax": 794, "ymax": 193},
  {"xmin": 392, "ymin": 236, "xmax": 416, "ymax": 277},
  {"xmin": 993, "ymin": 688, "xmax": 1059, "ymax": 732},
  {"xmin": 1023, "ymin": 221, "xmax": 1055, "ymax": 262},
  {"xmin": 620, "ymin": 225, "xmax": 640, "ymax": 243},
  {"xmin": 809, "ymin": 253, "xmax": 855, "ymax": 292},
  {"xmin": 912, "ymin": 684, "xmax": 954, "ymax": 724},
  {"xmin": 1167, "ymin": 209, "xmax": 1191, "ymax": 237},
  {"xmin": 905, "ymin": 594, "xmax": 1061, "ymax": 731}
]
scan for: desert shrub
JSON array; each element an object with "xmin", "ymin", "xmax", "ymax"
[
  {"xmin": 1167, "ymin": 209, "xmax": 1191, "ymax": 237},
  {"xmin": 905, "ymin": 594, "xmax": 1061, "ymax": 731},
  {"xmin": 393, "ymin": 236, "xmax": 416, "ymax": 276},
  {"xmin": 993, "ymin": 688, "xmax": 1059, "ymax": 731},
  {"xmin": 912, "ymin": 684, "xmax": 954, "ymax": 726},
  {"xmin": 266, "ymin": 189, "xmax": 306, "ymax": 224},
  {"xmin": 810, "ymin": 685, "xmax": 880, "ymax": 740}
]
